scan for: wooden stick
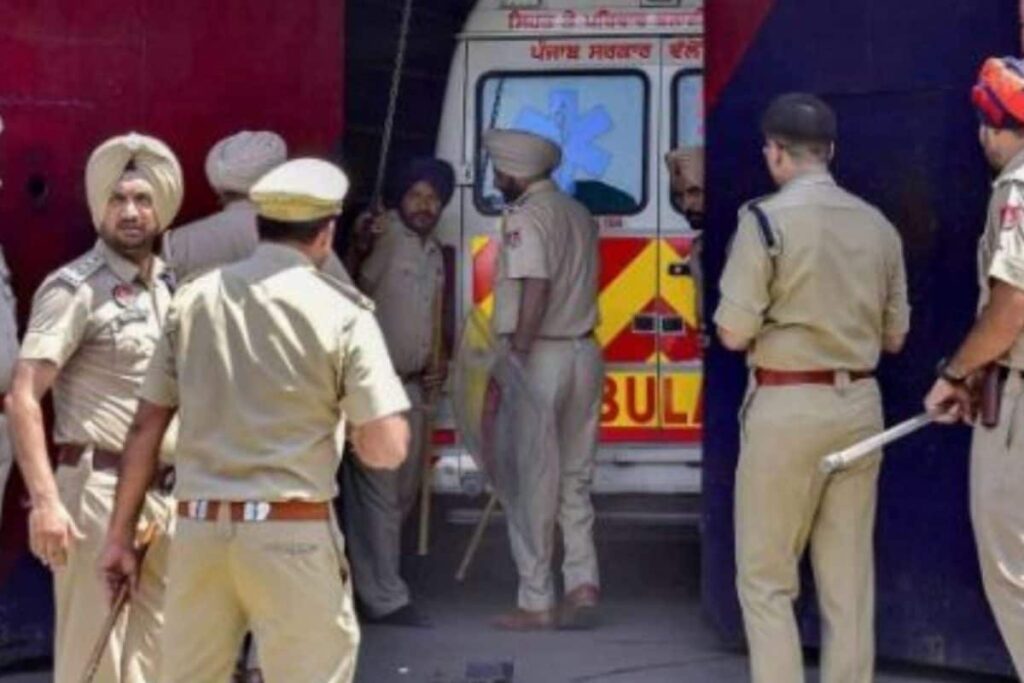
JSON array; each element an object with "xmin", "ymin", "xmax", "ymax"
[
  {"xmin": 455, "ymin": 493, "xmax": 499, "ymax": 582},
  {"xmin": 417, "ymin": 280, "xmax": 445, "ymax": 556},
  {"xmin": 80, "ymin": 522, "xmax": 159, "ymax": 683}
]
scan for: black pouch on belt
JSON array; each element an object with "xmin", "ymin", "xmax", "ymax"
[{"xmin": 981, "ymin": 364, "xmax": 1002, "ymax": 429}]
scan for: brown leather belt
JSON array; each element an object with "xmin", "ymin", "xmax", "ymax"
[
  {"xmin": 754, "ymin": 368, "xmax": 874, "ymax": 387},
  {"xmin": 177, "ymin": 500, "xmax": 330, "ymax": 523},
  {"xmin": 57, "ymin": 444, "xmax": 175, "ymax": 492}
]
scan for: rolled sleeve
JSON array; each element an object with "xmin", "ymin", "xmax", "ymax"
[
  {"xmin": 713, "ymin": 213, "xmax": 772, "ymax": 341},
  {"xmin": 339, "ymin": 309, "xmax": 410, "ymax": 425},
  {"xmin": 20, "ymin": 281, "xmax": 89, "ymax": 368},
  {"xmin": 989, "ymin": 184, "xmax": 1024, "ymax": 292},
  {"xmin": 713, "ymin": 297, "xmax": 764, "ymax": 340},
  {"xmin": 138, "ymin": 306, "xmax": 180, "ymax": 408},
  {"xmin": 504, "ymin": 214, "xmax": 548, "ymax": 280}
]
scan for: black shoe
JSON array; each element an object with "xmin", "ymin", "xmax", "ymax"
[{"xmin": 368, "ymin": 603, "xmax": 433, "ymax": 628}]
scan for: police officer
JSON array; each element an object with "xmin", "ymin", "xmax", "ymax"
[
  {"xmin": 342, "ymin": 157, "xmax": 454, "ymax": 627},
  {"xmin": 714, "ymin": 94, "xmax": 909, "ymax": 683},
  {"xmin": 6, "ymin": 133, "xmax": 181, "ymax": 682},
  {"xmin": 100, "ymin": 158, "xmax": 410, "ymax": 683},
  {"xmin": 0, "ymin": 114, "xmax": 20, "ymax": 532},
  {"xmin": 666, "ymin": 145, "xmax": 706, "ymax": 338},
  {"xmin": 923, "ymin": 57, "xmax": 1024, "ymax": 677},
  {"xmin": 482, "ymin": 129, "xmax": 603, "ymax": 631},
  {"xmin": 163, "ymin": 130, "xmax": 352, "ymax": 284}
]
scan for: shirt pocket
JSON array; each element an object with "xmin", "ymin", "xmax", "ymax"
[{"xmin": 109, "ymin": 308, "xmax": 158, "ymax": 375}]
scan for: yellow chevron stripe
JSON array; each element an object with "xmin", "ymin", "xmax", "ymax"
[
  {"xmin": 596, "ymin": 240, "xmax": 658, "ymax": 347},
  {"xmin": 659, "ymin": 239, "xmax": 696, "ymax": 325}
]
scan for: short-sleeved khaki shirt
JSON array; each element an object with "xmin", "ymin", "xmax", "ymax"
[
  {"xmin": 20, "ymin": 240, "xmax": 173, "ymax": 452},
  {"xmin": 714, "ymin": 172, "xmax": 910, "ymax": 371},
  {"xmin": 978, "ymin": 149, "xmax": 1024, "ymax": 368},
  {"xmin": 140, "ymin": 242, "xmax": 409, "ymax": 502},
  {"xmin": 358, "ymin": 211, "xmax": 444, "ymax": 377},
  {"xmin": 493, "ymin": 179, "xmax": 600, "ymax": 338},
  {"xmin": 163, "ymin": 199, "xmax": 353, "ymax": 284},
  {"xmin": 0, "ymin": 246, "xmax": 19, "ymax": 392}
]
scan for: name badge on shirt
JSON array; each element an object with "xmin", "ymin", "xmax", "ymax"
[{"xmin": 112, "ymin": 283, "xmax": 137, "ymax": 308}]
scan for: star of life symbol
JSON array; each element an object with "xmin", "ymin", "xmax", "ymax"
[{"xmin": 513, "ymin": 89, "xmax": 613, "ymax": 195}]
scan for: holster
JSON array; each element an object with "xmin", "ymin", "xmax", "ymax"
[{"xmin": 981, "ymin": 364, "xmax": 1002, "ymax": 429}]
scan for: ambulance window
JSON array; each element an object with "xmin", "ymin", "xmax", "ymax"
[
  {"xmin": 476, "ymin": 71, "xmax": 648, "ymax": 216},
  {"xmin": 669, "ymin": 70, "xmax": 705, "ymax": 220}
]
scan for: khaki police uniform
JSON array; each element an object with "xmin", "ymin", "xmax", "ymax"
[
  {"xmin": 970, "ymin": 147, "xmax": 1024, "ymax": 672},
  {"xmin": 21, "ymin": 240, "xmax": 175, "ymax": 683},
  {"xmin": 163, "ymin": 198, "xmax": 353, "ymax": 284},
  {"xmin": 343, "ymin": 210, "xmax": 444, "ymax": 617},
  {"xmin": 0, "ymin": 246, "xmax": 18, "ymax": 531},
  {"xmin": 492, "ymin": 178, "xmax": 603, "ymax": 612},
  {"xmin": 715, "ymin": 172, "xmax": 910, "ymax": 683},
  {"xmin": 142, "ymin": 236, "xmax": 408, "ymax": 680}
]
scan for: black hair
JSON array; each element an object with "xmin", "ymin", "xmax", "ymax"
[{"xmin": 257, "ymin": 215, "xmax": 332, "ymax": 244}]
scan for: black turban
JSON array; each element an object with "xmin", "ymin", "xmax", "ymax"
[{"xmin": 386, "ymin": 157, "xmax": 456, "ymax": 209}]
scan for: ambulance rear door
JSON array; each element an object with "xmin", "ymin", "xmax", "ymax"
[{"xmin": 462, "ymin": 32, "xmax": 697, "ymax": 492}]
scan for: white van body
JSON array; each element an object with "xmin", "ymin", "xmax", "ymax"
[{"xmin": 432, "ymin": 0, "xmax": 705, "ymax": 495}]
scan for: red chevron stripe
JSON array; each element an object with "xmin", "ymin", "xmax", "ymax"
[
  {"xmin": 599, "ymin": 238, "xmax": 650, "ymax": 288},
  {"xmin": 472, "ymin": 238, "xmax": 499, "ymax": 304}
]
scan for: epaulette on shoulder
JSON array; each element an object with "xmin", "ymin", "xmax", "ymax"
[
  {"xmin": 739, "ymin": 195, "xmax": 782, "ymax": 256},
  {"xmin": 55, "ymin": 252, "xmax": 105, "ymax": 289},
  {"xmin": 317, "ymin": 271, "xmax": 375, "ymax": 312}
]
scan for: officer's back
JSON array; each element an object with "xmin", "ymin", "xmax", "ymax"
[{"xmin": 745, "ymin": 174, "xmax": 905, "ymax": 369}]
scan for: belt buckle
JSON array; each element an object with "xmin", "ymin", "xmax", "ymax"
[{"xmin": 242, "ymin": 501, "xmax": 272, "ymax": 522}]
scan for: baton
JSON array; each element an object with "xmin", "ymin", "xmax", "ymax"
[
  {"xmin": 820, "ymin": 412, "xmax": 935, "ymax": 474},
  {"xmin": 80, "ymin": 522, "xmax": 159, "ymax": 683}
]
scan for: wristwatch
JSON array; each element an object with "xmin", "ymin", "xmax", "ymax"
[{"xmin": 937, "ymin": 358, "xmax": 967, "ymax": 386}]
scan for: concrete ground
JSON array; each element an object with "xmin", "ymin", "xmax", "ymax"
[{"xmin": 0, "ymin": 495, "xmax": 1012, "ymax": 683}]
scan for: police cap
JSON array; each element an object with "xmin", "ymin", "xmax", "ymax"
[
  {"xmin": 760, "ymin": 93, "xmax": 837, "ymax": 144},
  {"xmin": 250, "ymin": 158, "xmax": 349, "ymax": 223}
]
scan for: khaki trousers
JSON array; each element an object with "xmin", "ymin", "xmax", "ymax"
[
  {"xmin": 0, "ymin": 415, "xmax": 11, "ymax": 531},
  {"xmin": 342, "ymin": 380, "xmax": 425, "ymax": 617},
  {"xmin": 53, "ymin": 455, "xmax": 173, "ymax": 683},
  {"xmin": 971, "ymin": 371, "xmax": 1024, "ymax": 677},
  {"xmin": 507, "ymin": 337, "xmax": 603, "ymax": 611},
  {"xmin": 736, "ymin": 378, "xmax": 882, "ymax": 683},
  {"xmin": 161, "ymin": 507, "xmax": 359, "ymax": 683}
]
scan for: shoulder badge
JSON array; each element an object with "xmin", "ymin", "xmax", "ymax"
[
  {"xmin": 55, "ymin": 252, "xmax": 105, "ymax": 289},
  {"xmin": 741, "ymin": 198, "xmax": 782, "ymax": 257},
  {"xmin": 317, "ymin": 271, "xmax": 375, "ymax": 312}
]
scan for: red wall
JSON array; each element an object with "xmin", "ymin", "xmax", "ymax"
[{"xmin": 0, "ymin": 0, "xmax": 346, "ymax": 563}]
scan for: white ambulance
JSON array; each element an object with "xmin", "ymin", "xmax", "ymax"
[{"xmin": 432, "ymin": 0, "xmax": 705, "ymax": 496}]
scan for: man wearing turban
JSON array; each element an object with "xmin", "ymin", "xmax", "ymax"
[
  {"xmin": 0, "ymin": 113, "xmax": 20, "ymax": 534},
  {"xmin": 163, "ymin": 130, "xmax": 352, "ymax": 285},
  {"xmin": 926, "ymin": 56, "xmax": 1024, "ymax": 676},
  {"xmin": 6, "ymin": 133, "xmax": 181, "ymax": 682},
  {"xmin": 342, "ymin": 157, "xmax": 454, "ymax": 627},
  {"xmin": 666, "ymin": 145, "xmax": 706, "ymax": 338},
  {"xmin": 481, "ymin": 129, "xmax": 603, "ymax": 631}
]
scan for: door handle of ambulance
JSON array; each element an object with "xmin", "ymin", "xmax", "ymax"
[
  {"xmin": 667, "ymin": 262, "xmax": 690, "ymax": 277},
  {"xmin": 632, "ymin": 314, "xmax": 657, "ymax": 334},
  {"xmin": 660, "ymin": 315, "xmax": 685, "ymax": 335}
]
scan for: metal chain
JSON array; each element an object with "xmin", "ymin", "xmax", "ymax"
[{"xmin": 372, "ymin": 0, "xmax": 415, "ymax": 206}]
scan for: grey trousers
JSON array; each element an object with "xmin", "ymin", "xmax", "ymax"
[{"xmin": 342, "ymin": 381, "xmax": 426, "ymax": 617}]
